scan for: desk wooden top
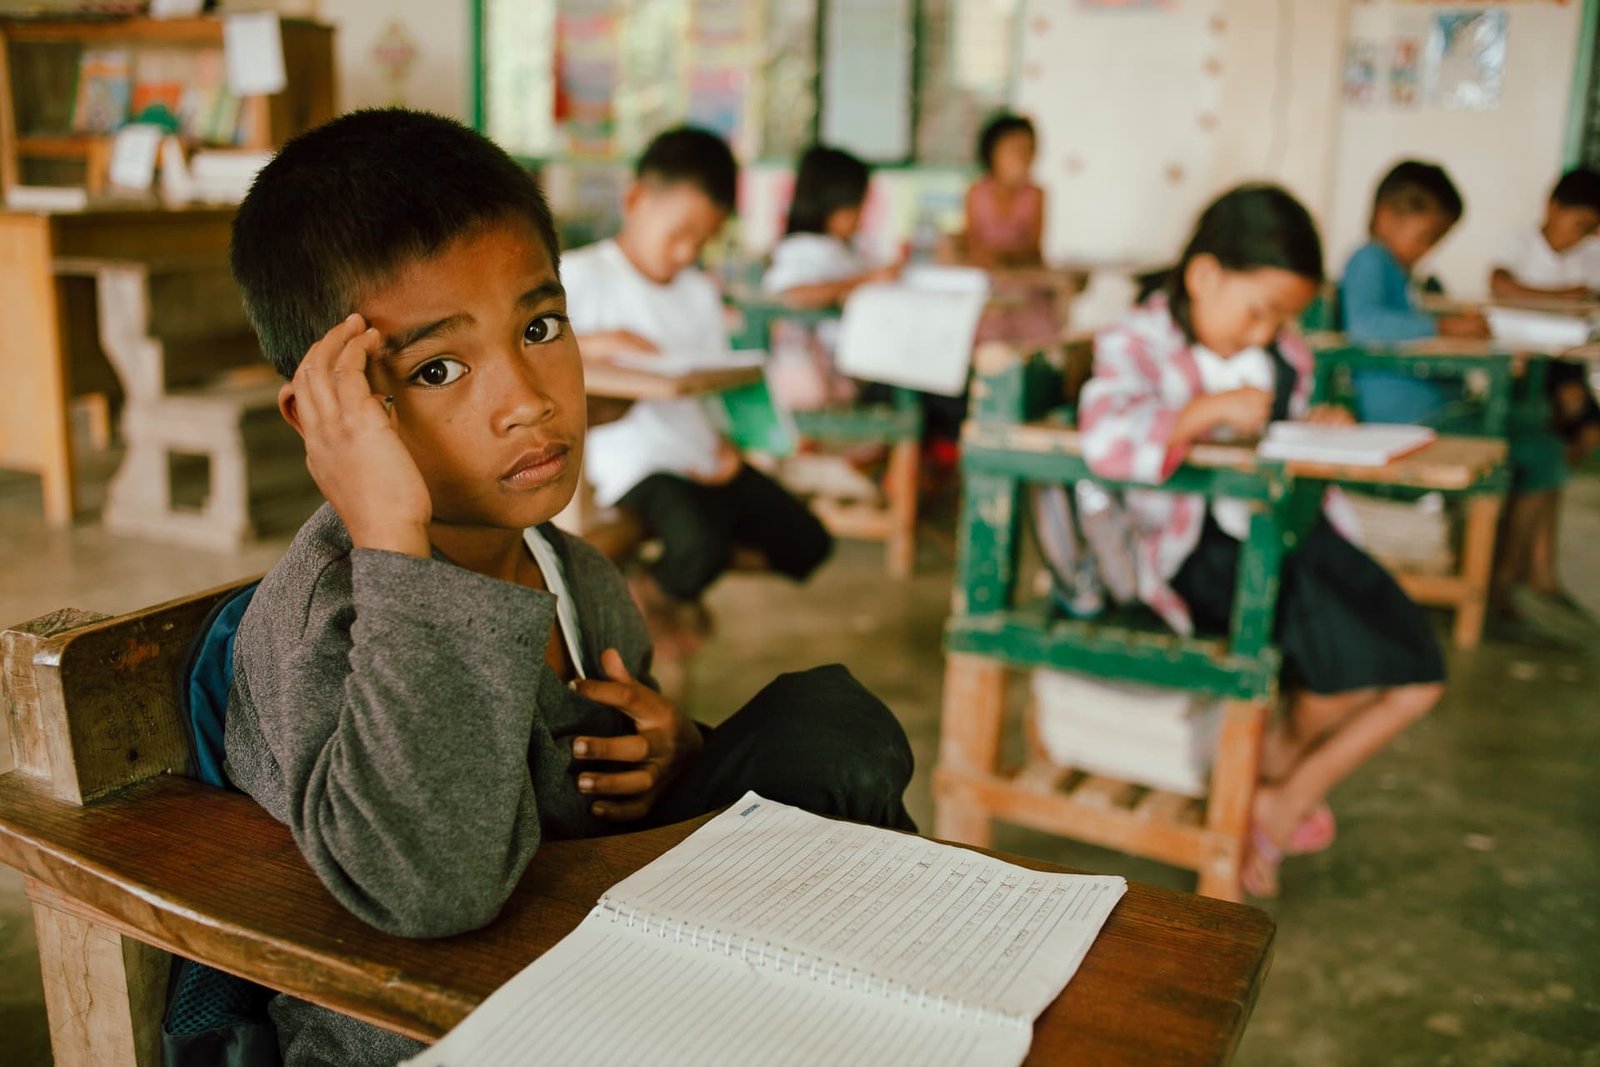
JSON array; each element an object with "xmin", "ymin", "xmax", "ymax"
[
  {"xmin": 1309, "ymin": 330, "xmax": 1600, "ymax": 364},
  {"xmin": 970, "ymin": 421, "xmax": 1506, "ymax": 493},
  {"xmin": 582, "ymin": 359, "xmax": 763, "ymax": 400},
  {"xmin": 0, "ymin": 773, "xmax": 1273, "ymax": 1065},
  {"xmin": 1417, "ymin": 293, "xmax": 1600, "ymax": 318}
]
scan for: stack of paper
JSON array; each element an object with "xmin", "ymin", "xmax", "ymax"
[
  {"xmin": 603, "ymin": 350, "xmax": 765, "ymax": 377},
  {"xmin": 1031, "ymin": 671, "xmax": 1221, "ymax": 797},
  {"xmin": 836, "ymin": 282, "xmax": 987, "ymax": 396},
  {"xmin": 1258, "ymin": 422, "xmax": 1436, "ymax": 466}
]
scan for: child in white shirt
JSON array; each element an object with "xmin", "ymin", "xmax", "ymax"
[{"xmin": 566, "ymin": 128, "xmax": 831, "ymax": 643}]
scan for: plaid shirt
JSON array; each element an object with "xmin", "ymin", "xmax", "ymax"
[{"xmin": 1078, "ymin": 294, "xmax": 1358, "ymax": 635}]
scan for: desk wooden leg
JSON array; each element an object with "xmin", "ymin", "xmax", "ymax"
[
  {"xmin": 935, "ymin": 653, "xmax": 1007, "ymax": 847},
  {"xmin": 28, "ymin": 886, "xmax": 168, "ymax": 1067},
  {"xmin": 1453, "ymin": 494, "xmax": 1502, "ymax": 651},
  {"xmin": 884, "ymin": 437, "xmax": 919, "ymax": 579},
  {"xmin": 1197, "ymin": 699, "xmax": 1265, "ymax": 903}
]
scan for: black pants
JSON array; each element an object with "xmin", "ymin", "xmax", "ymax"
[
  {"xmin": 619, "ymin": 465, "xmax": 832, "ymax": 601},
  {"xmin": 649, "ymin": 663, "xmax": 917, "ymax": 832}
]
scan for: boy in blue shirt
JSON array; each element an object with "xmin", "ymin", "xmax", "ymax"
[
  {"xmin": 224, "ymin": 109, "xmax": 913, "ymax": 1065},
  {"xmin": 1341, "ymin": 160, "xmax": 1574, "ymax": 632}
]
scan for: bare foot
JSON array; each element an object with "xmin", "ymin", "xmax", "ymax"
[{"xmin": 1243, "ymin": 787, "xmax": 1297, "ymax": 898}]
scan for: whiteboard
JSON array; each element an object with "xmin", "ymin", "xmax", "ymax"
[{"xmin": 819, "ymin": 0, "xmax": 914, "ymax": 162}]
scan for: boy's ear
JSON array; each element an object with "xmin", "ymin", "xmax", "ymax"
[
  {"xmin": 277, "ymin": 382, "xmax": 306, "ymax": 439},
  {"xmin": 621, "ymin": 179, "xmax": 648, "ymax": 216}
]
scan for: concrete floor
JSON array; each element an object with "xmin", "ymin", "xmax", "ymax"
[{"xmin": 1, "ymin": 460, "xmax": 1597, "ymax": 1065}]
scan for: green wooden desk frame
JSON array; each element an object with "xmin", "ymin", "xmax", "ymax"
[
  {"xmin": 729, "ymin": 297, "xmax": 924, "ymax": 577},
  {"xmin": 936, "ymin": 343, "xmax": 1321, "ymax": 902},
  {"xmin": 1309, "ymin": 339, "xmax": 1514, "ymax": 650}
]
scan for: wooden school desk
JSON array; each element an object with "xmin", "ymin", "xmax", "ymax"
[
  {"xmin": 0, "ymin": 774, "xmax": 1274, "ymax": 1067},
  {"xmin": 0, "ymin": 204, "xmax": 235, "ymax": 525}
]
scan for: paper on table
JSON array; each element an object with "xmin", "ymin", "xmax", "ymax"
[
  {"xmin": 1486, "ymin": 307, "xmax": 1594, "ymax": 352},
  {"xmin": 403, "ymin": 794, "xmax": 1125, "ymax": 1067},
  {"xmin": 603, "ymin": 350, "xmax": 766, "ymax": 377},
  {"xmin": 1258, "ymin": 422, "xmax": 1436, "ymax": 466},
  {"xmin": 223, "ymin": 12, "xmax": 287, "ymax": 96},
  {"xmin": 836, "ymin": 283, "xmax": 987, "ymax": 396}
]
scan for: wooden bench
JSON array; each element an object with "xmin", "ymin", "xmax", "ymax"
[
  {"xmin": 731, "ymin": 298, "xmax": 924, "ymax": 578},
  {"xmin": 937, "ymin": 344, "xmax": 1295, "ymax": 902},
  {"xmin": 55, "ymin": 254, "xmax": 310, "ymax": 549},
  {"xmin": 1, "ymin": 583, "xmax": 1279, "ymax": 1066}
]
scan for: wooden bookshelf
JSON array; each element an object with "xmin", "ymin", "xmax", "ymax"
[{"xmin": 0, "ymin": 14, "xmax": 333, "ymax": 196}]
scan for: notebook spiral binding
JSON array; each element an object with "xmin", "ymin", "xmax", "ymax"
[{"xmin": 595, "ymin": 900, "xmax": 1021, "ymax": 1029}]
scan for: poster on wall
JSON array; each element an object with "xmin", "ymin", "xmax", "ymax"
[
  {"xmin": 1426, "ymin": 10, "xmax": 1507, "ymax": 110},
  {"xmin": 1388, "ymin": 37, "xmax": 1422, "ymax": 107},
  {"xmin": 1343, "ymin": 39, "xmax": 1382, "ymax": 106}
]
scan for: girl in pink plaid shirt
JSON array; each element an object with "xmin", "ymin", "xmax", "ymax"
[{"xmin": 1079, "ymin": 185, "xmax": 1446, "ymax": 896}]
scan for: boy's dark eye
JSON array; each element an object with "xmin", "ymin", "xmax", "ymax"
[
  {"xmin": 525, "ymin": 313, "xmax": 566, "ymax": 345},
  {"xmin": 409, "ymin": 357, "xmax": 467, "ymax": 387}
]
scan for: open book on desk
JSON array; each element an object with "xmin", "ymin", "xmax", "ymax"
[
  {"xmin": 403, "ymin": 793, "xmax": 1126, "ymax": 1067},
  {"xmin": 1257, "ymin": 422, "xmax": 1437, "ymax": 467},
  {"xmin": 603, "ymin": 349, "xmax": 766, "ymax": 377}
]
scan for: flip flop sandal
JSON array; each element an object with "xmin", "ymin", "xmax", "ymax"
[{"xmin": 1285, "ymin": 803, "xmax": 1336, "ymax": 855}]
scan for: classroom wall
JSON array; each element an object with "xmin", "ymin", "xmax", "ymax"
[
  {"xmin": 1012, "ymin": 0, "xmax": 1349, "ymax": 269},
  {"xmin": 1326, "ymin": 1, "xmax": 1586, "ymax": 298},
  {"xmin": 315, "ymin": 0, "xmax": 471, "ymax": 119}
]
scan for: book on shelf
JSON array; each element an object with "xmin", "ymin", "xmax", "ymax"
[
  {"xmin": 402, "ymin": 792, "xmax": 1126, "ymax": 1067},
  {"xmin": 70, "ymin": 49, "xmax": 133, "ymax": 134}
]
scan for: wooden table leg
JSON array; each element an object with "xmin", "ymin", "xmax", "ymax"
[
  {"xmin": 28, "ymin": 883, "xmax": 169, "ymax": 1067},
  {"xmin": 935, "ymin": 653, "xmax": 1008, "ymax": 847},
  {"xmin": 1453, "ymin": 493, "xmax": 1503, "ymax": 651},
  {"xmin": 884, "ymin": 436, "xmax": 919, "ymax": 579},
  {"xmin": 1197, "ymin": 698, "xmax": 1265, "ymax": 903}
]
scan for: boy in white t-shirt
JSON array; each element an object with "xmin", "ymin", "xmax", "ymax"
[
  {"xmin": 1490, "ymin": 168, "xmax": 1600, "ymax": 300},
  {"xmin": 565, "ymin": 127, "xmax": 831, "ymax": 647},
  {"xmin": 1487, "ymin": 166, "xmax": 1600, "ymax": 623}
]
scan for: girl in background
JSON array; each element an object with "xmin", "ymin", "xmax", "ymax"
[{"xmin": 1078, "ymin": 184, "xmax": 1446, "ymax": 896}]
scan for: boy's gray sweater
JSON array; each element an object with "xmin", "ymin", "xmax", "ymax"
[{"xmin": 224, "ymin": 503, "xmax": 653, "ymax": 1063}]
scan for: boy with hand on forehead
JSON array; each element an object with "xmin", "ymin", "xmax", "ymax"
[
  {"xmin": 226, "ymin": 109, "xmax": 913, "ymax": 1066},
  {"xmin": 564, "ymin": 127, "xmax": 833, "ymax": 652}
]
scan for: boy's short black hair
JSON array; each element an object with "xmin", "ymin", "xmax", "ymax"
[
  {"xmin": 231, "ymin": 108, "xmax": 560, "ymax": 379},
  {"xmin": 1551, "ymin": 167, "xmax": 1600, "ymax": 213},
  {"xmin": 977, "ymin": 112, "xmax": 1035, "ymax": 171},
  {"xmin": 635, "ymin": 126, "xmax": 739, "ymax": 212},
  {"xmin": 785, "ymin": 145, "xmax": 870, "ymax": 236},
  {"xmin": 1371, "ymin": 159, "xmax": 1464, "ymax": 227}
]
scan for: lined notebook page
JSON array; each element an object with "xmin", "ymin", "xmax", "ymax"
[
  {"xmin": 602, "ymin": 794, "xmax": 1126, "ymax": 1021},
  {"xmin": 402, "ymin": 794, "xmax": 1125, "ymax": 1067},
  {"xmin": 404, "ymin": 916, "xmax": 1030, "ymax": 1067}
]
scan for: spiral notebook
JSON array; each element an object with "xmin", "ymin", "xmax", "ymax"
[{"xmin": 403, "ymin": 793, "xmax": 1126, "ymax": 1067}]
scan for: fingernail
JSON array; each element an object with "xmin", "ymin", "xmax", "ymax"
[
  {"xmin": 578, "ymin": 775, "xmax": 594, "ymax": 791},
  {"xmin": 573, "ymin": 740, "xmax": 590, "ymax": 757}
]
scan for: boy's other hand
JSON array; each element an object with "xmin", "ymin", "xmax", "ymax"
[
  {"xmin": 570, "ymin": 648, "xmax": 703, "ymax": 821},
  {"xmin": 1437, "ymin": 311, "xmax": 1490, "ymax": 339},
  {"xmin": 688, "ymin": 438, "xmax": 743, "ymax": 486},
  {"xmin": 581, "ymin": 329, "xmax": 660, "ymax": 361},
  {"xmin": 282, "ymin": 313, "xmax": 431, "ymax": 557},
  {"xmin": 1305, "ymin": 405, "xmax": 1356, "ymax": 427}
]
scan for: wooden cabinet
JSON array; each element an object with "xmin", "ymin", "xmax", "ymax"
[{"xmin": 0, "ymin": 14, "xmax": 334, "ymax": 196}]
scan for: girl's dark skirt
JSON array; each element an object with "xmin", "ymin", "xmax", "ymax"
[{"xmin": 1172, "ymin": 515, "xmax": 1446, "ymax": 695}]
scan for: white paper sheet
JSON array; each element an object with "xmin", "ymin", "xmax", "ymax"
[
  {"xmin": 223, "ymin": 12, "xmax": 287, "ymax": 96},
  {"xmin": 836, "ymin": 283, "xmax": 987, "ymax": 396},
  {"xmin": 403, "ymin": 794, "xmax": 1125, "ymax": 1067},
  {"xmin": 1486, "ymin": 307, "xmax": 1594, "ymax": 353},
  {"xmin": 1257, "ymin": 422, "xmax": 1437, "ymax": 466}
]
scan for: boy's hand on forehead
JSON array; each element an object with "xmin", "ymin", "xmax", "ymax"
[
  {"xmin": 282, "ymin": 313, "xmax": 433, "ymax": 557},
  {"xmin": 569, "ymin": 648, "xmax": 703, "ymax": 822}
]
